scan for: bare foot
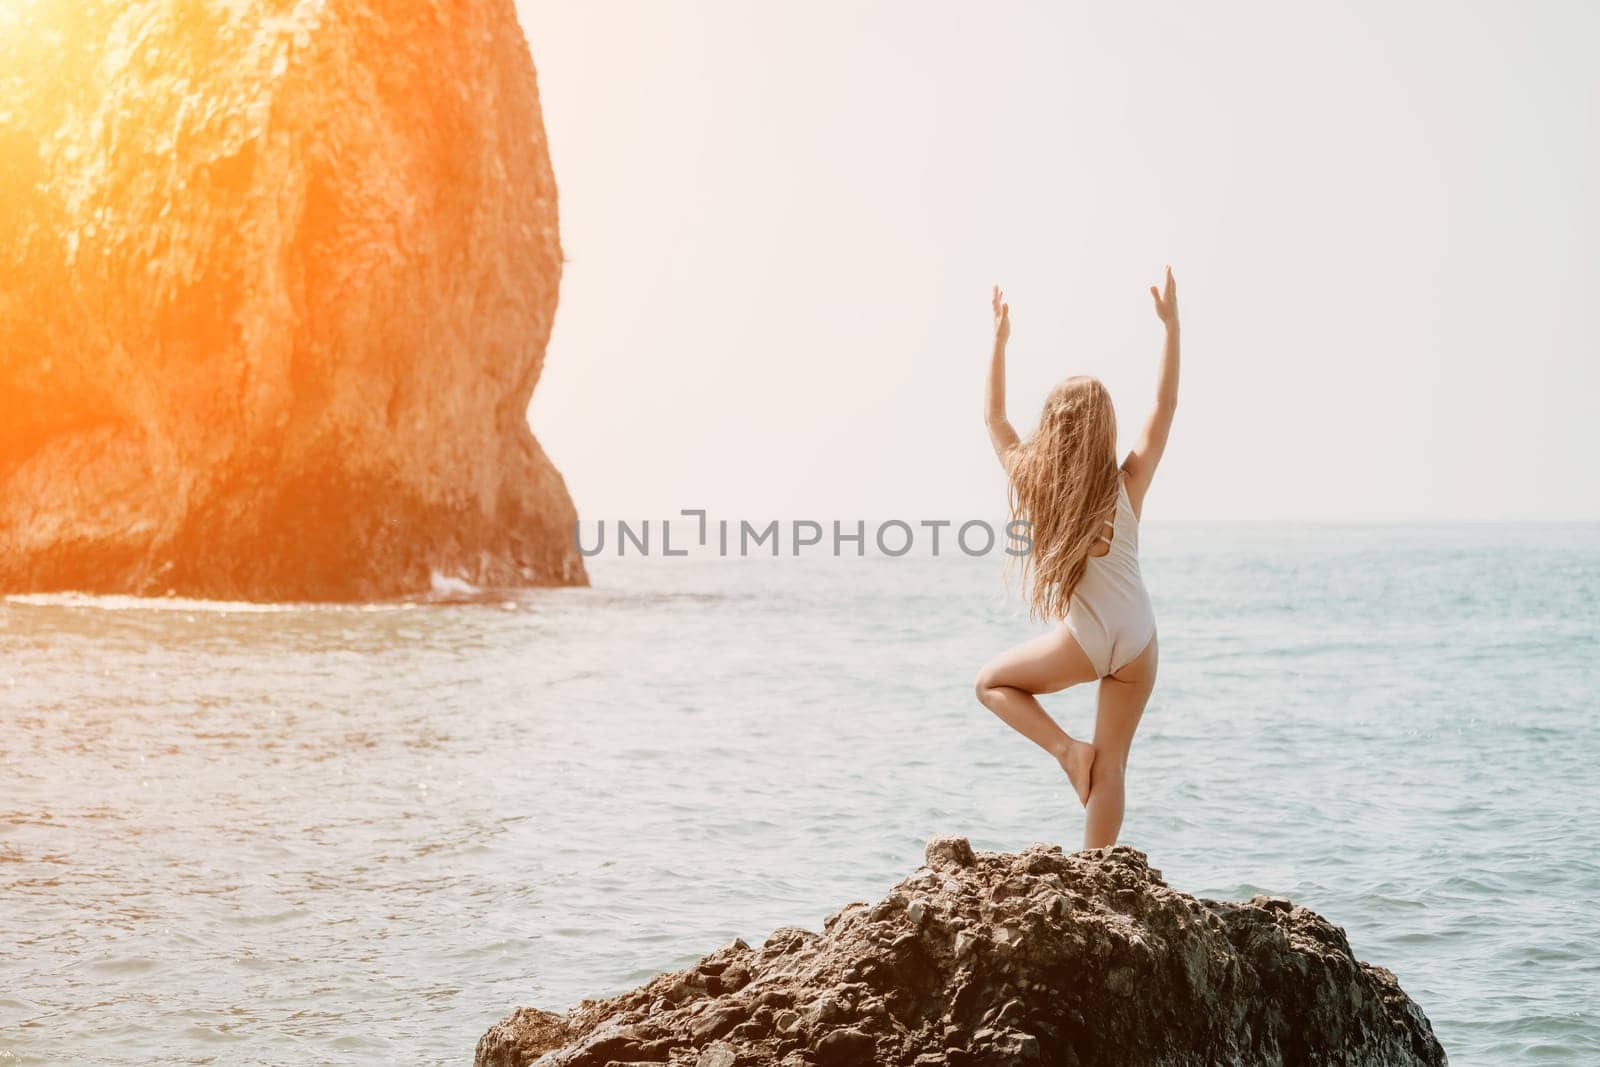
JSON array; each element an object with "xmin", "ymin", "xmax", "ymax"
[{"xmin": 1056, "ymin": 740, "xmax": 1097, "ymax": 807}]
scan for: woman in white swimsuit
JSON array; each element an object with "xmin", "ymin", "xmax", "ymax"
[{"xmin": 975, "ymin": 268, "xmax": 1180, "ymax": 849}]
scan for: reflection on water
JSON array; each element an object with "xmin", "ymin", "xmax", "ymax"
[{"xmin": 2, "ymin": 524, "xmax": 1598, "ymax": 1065}]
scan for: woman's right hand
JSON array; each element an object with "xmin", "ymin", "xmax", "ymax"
[
  {"xmin": 992, "ymin": 285, "xmax": 1011, "ymax": 344},
  {"xmin": 1149, "ymin": 266, "xmax": 1179, "ymax": 330}
]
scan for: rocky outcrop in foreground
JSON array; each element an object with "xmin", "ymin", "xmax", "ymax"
[
  {"xmin": 0, "ymin": 1, "xmax": 584, "ymax": 600},
  {"xmin": 478, "ymin": 837, "xmax": 1445, "ymax": 1066}
]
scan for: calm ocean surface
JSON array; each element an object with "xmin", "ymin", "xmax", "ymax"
[{"xmin": 2, "ymin": 523, "xmax": 1596, "ymax": 1065}]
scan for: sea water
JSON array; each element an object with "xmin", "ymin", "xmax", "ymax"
[{"xmin": 2, "ymin": 523, "xmax": 1596, "ymax": 1065}]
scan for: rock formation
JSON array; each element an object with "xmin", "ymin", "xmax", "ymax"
[
  {"xmin": 477, "ymin": 837, "xmax": 1446, "ymax": 1066},
  {"xmin": 0, "ymin": 0, "xmax": 585, "ymax": 600}
]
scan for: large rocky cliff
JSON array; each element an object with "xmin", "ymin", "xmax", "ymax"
[
  {"xmin": 477, "ymin": 838, "xmax": 1446, "ymax": 1066},
  {"xmin": 0, "ymin": 0, "xmax": 584, "ymax": 600}
]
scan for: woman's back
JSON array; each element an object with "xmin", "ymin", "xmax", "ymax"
[{"xmin": 1065, "ymin": 475, "xmax": 1155, "ymax": 678}]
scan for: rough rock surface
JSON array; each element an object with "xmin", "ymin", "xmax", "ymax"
[
  {"xmin": 0, "ymin": 0, "xmax": 584, "ymax": 600},
  {"xmin": 477, "ymin": 837, "xmax": 1446, "ymax": 1066}
]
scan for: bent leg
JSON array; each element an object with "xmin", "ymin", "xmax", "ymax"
[
  {"xmin": 1083, "ymin": 634, "xmax": 1158, "ymax": 848},
  {"xmin": 975, "ymin": 626, "xmax": 1101, "ymax": 804}
]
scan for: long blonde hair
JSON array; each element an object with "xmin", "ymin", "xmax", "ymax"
[{"xmin": 1008, "ymin": 376, "xmax": 1120, "ymax": 620}]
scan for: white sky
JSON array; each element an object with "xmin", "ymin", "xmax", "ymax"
[{"xmin": 518, "ymin": 1, "xmax": 1597, "ymax": 522}]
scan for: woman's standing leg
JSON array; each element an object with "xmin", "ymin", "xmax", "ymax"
[
  {"xmin": 1083, "ymin": 635, "xmax": 1158, "ymax": 848},
  {"xmin": 975, "ymin": 627, "xmax": 1101, "ymax": 804}
]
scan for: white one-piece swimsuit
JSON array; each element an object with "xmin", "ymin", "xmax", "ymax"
[{"xmin": 1064, "ymin": 476, "xmax": 1156, "ymax": 677}]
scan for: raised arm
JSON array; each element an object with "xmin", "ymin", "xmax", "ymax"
[
  {"xmin": 986, "ymin": 285, "xmax": 1021, "ymax": 471},
  {"xmin": 1122, "ymin": 266, "xmax": 1180, "ymax": 517}
]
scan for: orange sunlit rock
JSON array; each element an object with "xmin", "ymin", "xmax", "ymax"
[{"xmin": 0, "ymin": 0, "xmax": 585, "ymax": 600}]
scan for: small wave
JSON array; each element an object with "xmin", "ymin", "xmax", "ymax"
[
  {"xmin": 4, "ymin": 592, "xmax": 306, "ymax": 613},
  {"xmin": 1, "ymin": 592, "xmax": 417, "ymax": 614},
  {"xmin": 427, "ymin": 571, "xmax": 482, "ymax": 598}
]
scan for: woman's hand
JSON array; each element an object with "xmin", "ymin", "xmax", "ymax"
[
  {"xmin": 986, "ymin": 285, "xmax": 1019, "ymax": 468},
  {"xmin": 1149, "ymin": 266, "xmax": 1178, "ymax": 331},
  {"xmin": 1125, "ymin": 265, "xmax": 1181, "ymax": 515}
]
